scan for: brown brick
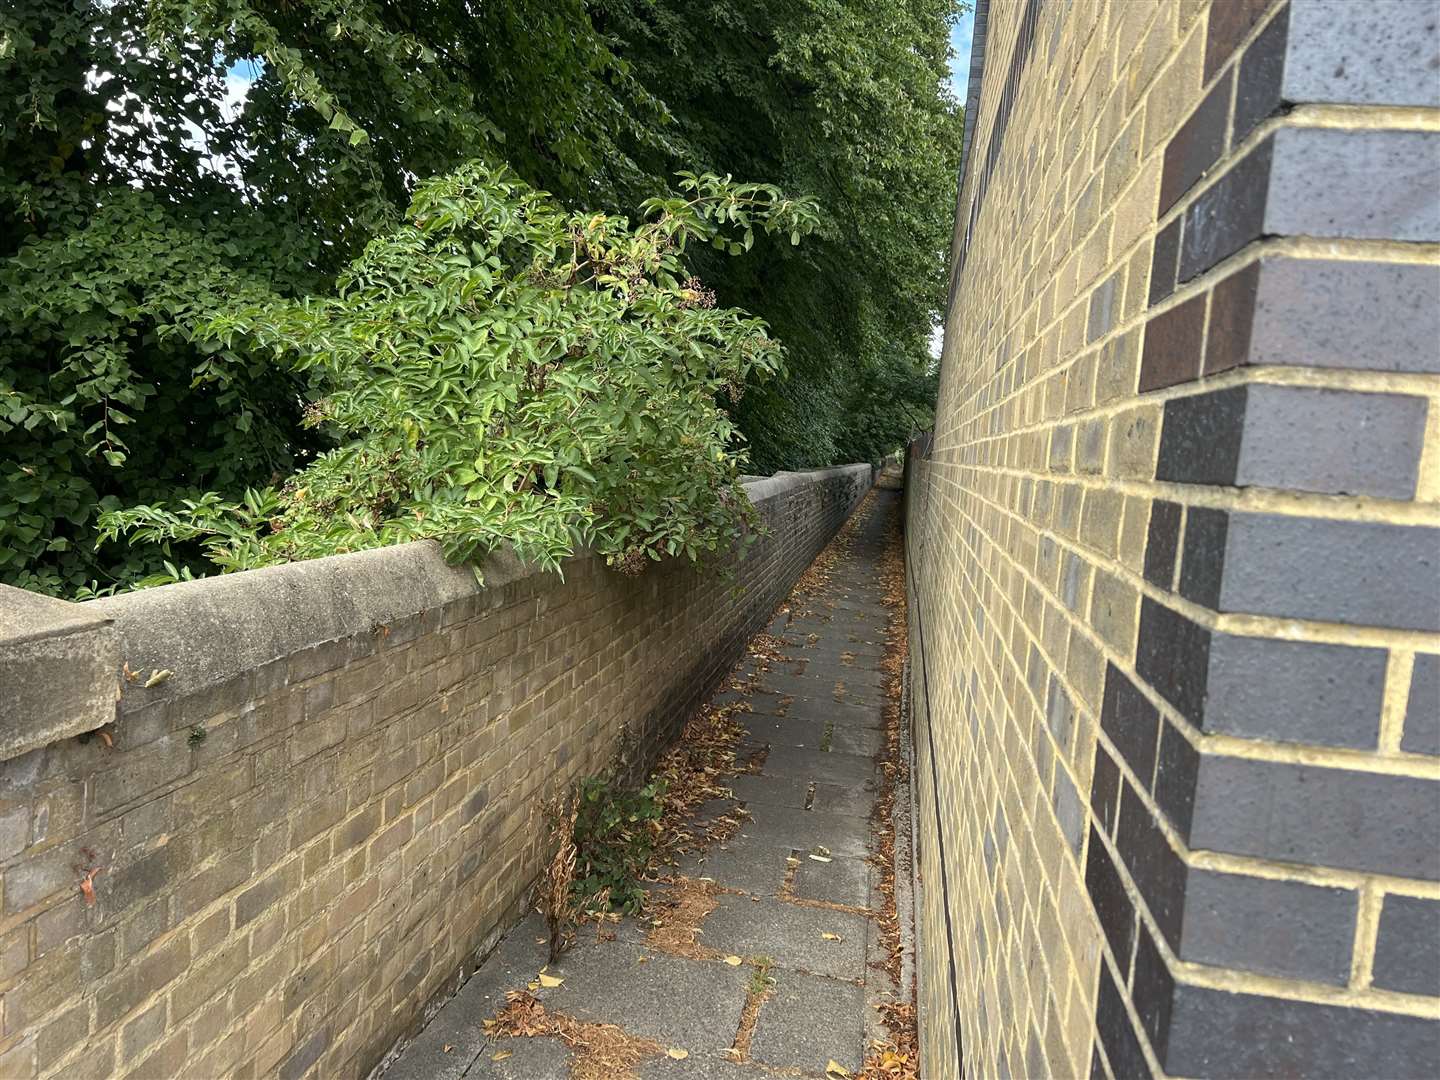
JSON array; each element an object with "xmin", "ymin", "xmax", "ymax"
[
  {"xmin": 1139, "ymin": 292, "xmax": 1207, "ymax": 392},
  {"xmin": 1205, "ymin": 0, "xmax": 1275, "ymax": 79}
]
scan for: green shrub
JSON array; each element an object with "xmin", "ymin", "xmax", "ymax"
[
  {"xmin": 571, "ymin": 775, "xmax": 667, "ymax": 914},
  {"xmin": 99, "ymin": 164, "xmax": 818, "ymax": 581}
]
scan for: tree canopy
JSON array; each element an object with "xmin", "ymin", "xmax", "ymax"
[{"xmin": 1, "ymin": 0, "xmax": 965, "ymax": 595}]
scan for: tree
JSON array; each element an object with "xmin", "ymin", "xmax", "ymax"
[
  {"xmin": 1, "ymin": 0, "xmax": 963, "ymax": 594},
  {"xmin": 0, "ymin": 0, "xmax": 663, "ymax": 594},
  {"xmin": 595, "ymin": 0, "xmax": 965, "ymax": 469}
]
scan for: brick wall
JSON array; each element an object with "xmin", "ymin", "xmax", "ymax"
[
  {"xmin": 0, "ymin": 465, "xmax": 870, "ymax": 1079},
  {"xmin": 907, "ymin": 1, "xmax": 1438, "ymax": 1076}
]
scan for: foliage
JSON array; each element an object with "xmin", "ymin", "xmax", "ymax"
[
  {"xmin": 571, "ymin": 774, "xmax": 667, "ymax": 915},
  {"xmin": 0, "ymin": 1, "xmax": 325, "ymax": 594},
  {"xmin": 1, "ymin": 0, "xmax": 962, "ymax": 594},
  {"xmin": 596, "ymin": 0, "xmax": 967, "ymax": 470},
  {"xmin": 0, "ymin": 0, "xmax": 671, "ymax": 595},
  {"xmin": 98, "ymin": 166, "xmax": 818, "ymax": 577}
]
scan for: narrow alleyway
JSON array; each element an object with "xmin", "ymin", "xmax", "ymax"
[{"xmin": 385, "ymin": 486, "xmax": 909, "ymax": 1079}]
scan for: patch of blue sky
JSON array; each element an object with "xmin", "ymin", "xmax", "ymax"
[
  {"xmin": 949, "ymin": 9, "xmax": 975, "ymax": 101},
  {"xmin": 225, "ymin": 57, "xmax": 264, "ymax": 82}
]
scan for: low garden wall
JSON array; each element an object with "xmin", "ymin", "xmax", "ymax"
[{"xmin": 0, "ymin": 464, "xmax": 871, "ymax": 1079}]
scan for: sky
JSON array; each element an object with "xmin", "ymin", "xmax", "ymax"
[{"xmin": 949, "ymin": 7, "xmax": 976, "ymax": 102}]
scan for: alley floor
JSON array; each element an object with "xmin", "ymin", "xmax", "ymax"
[{"xmin": 384, "ymin": 487, "xmax": 909, "ymax": 1079}]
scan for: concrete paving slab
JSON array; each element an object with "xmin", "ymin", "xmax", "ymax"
[
  {"xmin": 809, "ymin": 781, "xmax": 874, "ymax": 819},
  {"xmin": 673, "ymin": 842, "xmax": 791, "ymax": 897},
  {"xmin": 546, "ymin": 940, "xmax": 750, "ymax": 1055},
  {"xmin": 749, "ymin": 695, "xmax": 885, "ymax": 729},
  {"xmin": 755, "ymin": 745, "xmax": 877, "ymax": 788},
  {"xmin": 790, "ymin": 658, "xmax": 886, "ymax": 684},
  {"xmin": 754, "ymin": 672, "xmax": 886, "ymax": 709},
  {"xmin": 740, "ymin": 713, "xmax": 833, "ymax": 752},
  {"xmin": 749, "ymin": 970, "xmax": 868, "ymax": 1074},
  {"xmin": 702, "ymin": 894, "xmax": 870, "ymax": 981},
  {"xmin": 725, "ymin": 773, "xmax": 811, "ymax": 809},
  {"xmin": 792, "ymin": 856, "xmax": 872, "ymax": 909},
  {"xmin": 738, "ymin": 802, "xmax": 871, "ymax": 859},
  {"xmin": 462, "ymin": 1036, "xmax": 571, "ymax": 1079},
  {"xmin": 727, "ymin": 774, "xmax": 872, "ymax": 821},
  {"xmin": 827, "ymin": 724, "xmax": 883, "ymax": 756}
]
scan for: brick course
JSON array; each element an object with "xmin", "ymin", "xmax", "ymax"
[
  {"xmin": 0, "ymin": 466, "xmax": 869, "ymax": 1079},
  {"xmin": 907, "ymin": 0, "xmax": 1440, "ymax": 1075}
]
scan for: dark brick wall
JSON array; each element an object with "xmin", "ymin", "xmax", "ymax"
[{"xmin": 908, "ymin": 0, "xmax": 1440, "ymax": 1076}]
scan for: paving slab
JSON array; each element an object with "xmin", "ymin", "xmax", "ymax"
[
  {"xmin": 726, "ymin": 774, "xmax": 871, "ymax": 820},
  {"xmin": 792, "ymin": 856, "xmax": 872, "ymax": 909},
  {"xmin": 737, "ymin": 801, "xmax": 872, "ymax": 859},
  {"xmin": 749, "ymin": 969, "xmax": 868, "ymax": 1074},
  {"xmin": 776, "ymin": 653, "xmax": 885, "ymax": 678},
  {"xmin": 788, "ymin": 660, "xmax": 886, "ymax": 687},
  {"xmin": 826, "ymin": 724, "xmax": 884, "ymax": 756},
  {"xmin": 755, "ymin": 744, "xmax": 877, "ymax": 788},
  {"xmin": 809, "ymin": 781, "xmax": 875, "ymax": 819},
  {"xmin": 463, "ymin": 1037, "xmax": 571, "ymax": 1078},
  {"xmin": 725, "ymin": 773, "xmax": 811, "ymax": 809},
  {"xmin": 754, "ymin": 672, "xmax": 886, "ymax": 709},
  {"xmin": 701, "ymin": 894, "xmax": 870, "ymax": 981},
  {"xmin": 748, "ymin": 695, "xmax": 885, "ymax": 729},
  {"xmin": 737, "ymin": 712, "xmax": 827, "ymax": 749},
  {"xmin": 547, "ymin": 941, "xmax": 751, "ymax": 1055},
  {"xmin": 673, "ymin": 842, "xmax": 792, "ymax": 897}
]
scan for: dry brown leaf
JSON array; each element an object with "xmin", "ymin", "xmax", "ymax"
[
  {"xmin": 821, "ymin": 932, "xmax": 842, "ymax": 941},
  {"xmin": 827, "ymin": 1061, "xmax": 852, "ymax": 1078},
  {"xmin": 538, "ymin": 973, "xmax": 564, "ymax": 988},
  {"xmin": 491, "ymin": 1049, "xmax": 512, "ymax": 1062},
  {"xmin": 723, "ymin": 955, "xmax": 742, "ymax": 966}
]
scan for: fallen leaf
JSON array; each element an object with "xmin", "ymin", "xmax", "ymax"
[
  {"xmin": 526, "ymin": 980, "xmax": 539, "ymax": 990},
  {"xmin": 809, "ymin": 854, "xmax": 832, "ymax": 863},
  {"xmin": 826, "ymin": 1061, "xmax": 852, "ymax": 1078},
  {"xmin": 442, "ymin": 1045, "xmax": 453, "ymax": 1054},
  {"xmin": 723, "ymin": 955, "xmax": 743, "ymax": 966},
  {"xmin": 821, "ymin": 932, "xmax": 842, "ymax": 941},
  {"xmin": 667, "ymin": 1048, "xmax": 689, "ymax": 1060},
  {"xmin": 537, "ymin": 973, "xmax": 563, "ymax": 988},
  {"xmin": 637, "ymin": 956, "xmax": 650, "ymax": 963},
  {"xmin": 144, "ymin": 668, "xmax": 173, "ymax": 688},
  {"xmin": 492, "ymin": 1049, "xmax": 512, "ymax": 1062}
]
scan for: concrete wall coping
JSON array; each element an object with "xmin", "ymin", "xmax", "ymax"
[{"xmin": 1, "ymin": 465, "xmax": 871, "ymax": 760}]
